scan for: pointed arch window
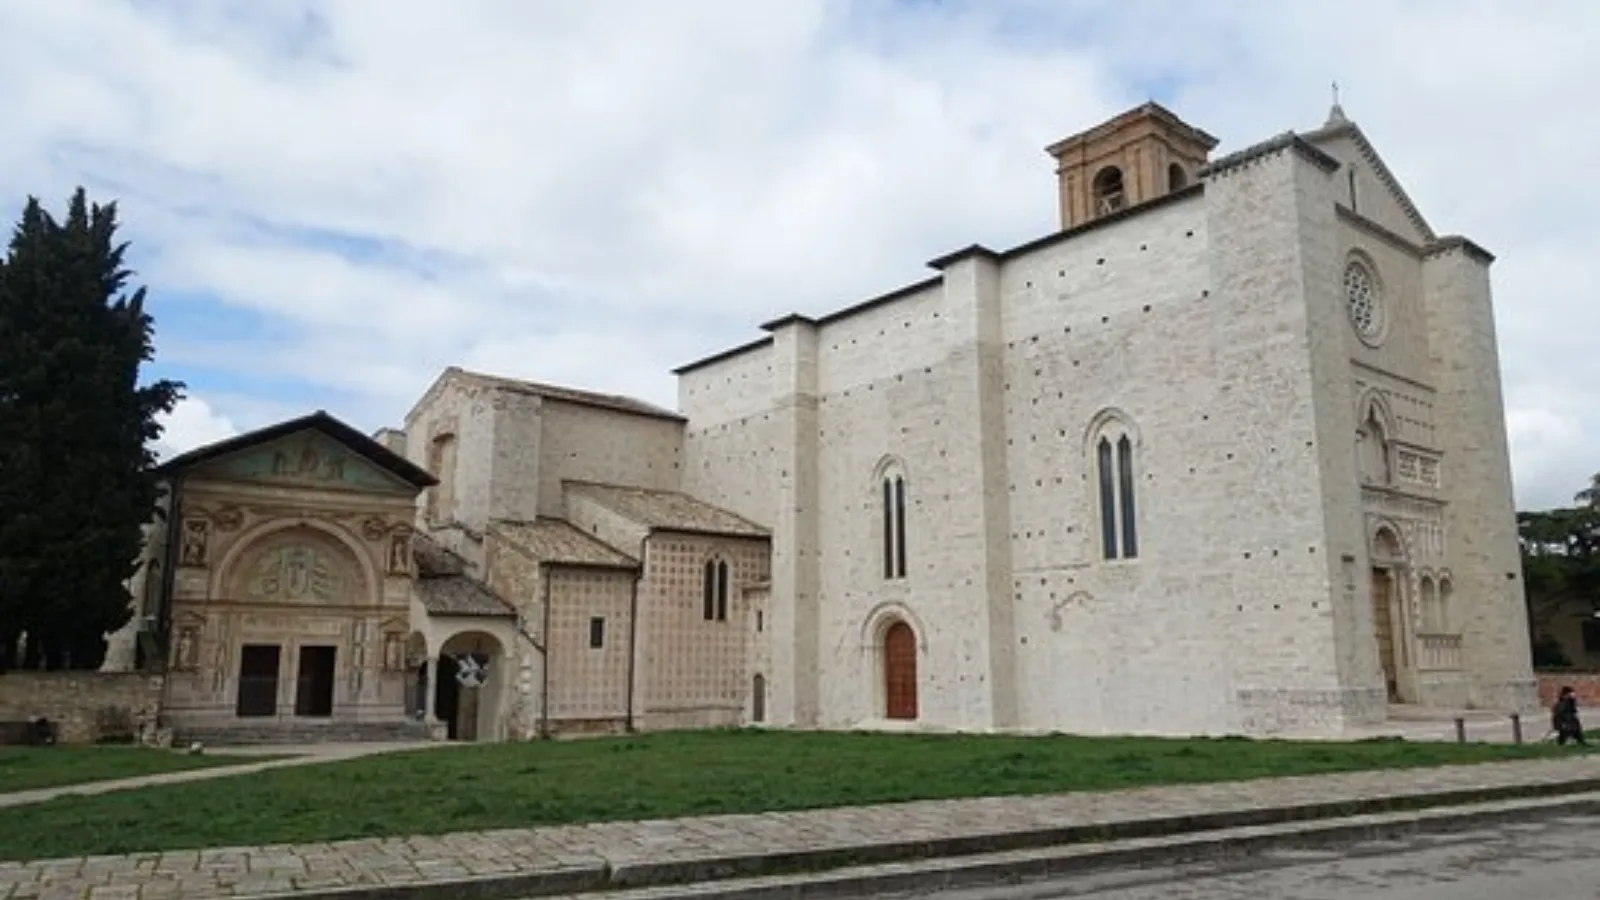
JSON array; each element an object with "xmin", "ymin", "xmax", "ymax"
[
  {"xmin": 702, "ymin": 559, "xmax": 730, "ymax": 621},
  {"xmin": 881, "ymin": 469, "xmax": 908, "ymax": 580},
  {"xmin": 1090, "ymin": 415, "xmax": 1139, "ymax": 561}
]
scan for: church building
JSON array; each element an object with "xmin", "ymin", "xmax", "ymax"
[{"xmin": 106, "ymin": 100, "xmax": 1537, "ymax": 743}]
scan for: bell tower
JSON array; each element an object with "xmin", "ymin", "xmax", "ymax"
[{"xmin": 1046, "ymin": 101, "xmax": 1219, "ymax": 230}]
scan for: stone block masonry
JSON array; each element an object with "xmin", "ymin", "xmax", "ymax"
[{"xmin": 0, "ymin": 672, "xmax": 164, "ymax": 744}]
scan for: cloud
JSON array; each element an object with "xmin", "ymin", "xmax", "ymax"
[
  {"xmin": 1, "ymin": 0, "xmax": 1596, "ymax": 509},
  {"xmin": 153, "ymin": 395, "xmax": 239, "ymax": 460}
]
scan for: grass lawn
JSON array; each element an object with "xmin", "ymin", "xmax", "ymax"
[
  {"xmin": 0, "ymin": 746, "xmax": 265, "ymax": 794},
  {"xmin": 0, "ymin": 729, "xmax": 1585, "ymax": 861}
]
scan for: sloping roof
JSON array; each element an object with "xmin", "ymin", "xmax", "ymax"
[
  {"xmin": 565, "ymin": 481, "xmax": 770, "ymax": 538},
  {"xmin": 155, "ymin": 410, "xmax": 437, "ymax": 489},
  {"xmin": 493, "ymin": 518, "xmax": 638, "ymax": 568},
  {"xmin": 415, "ymin": 576, "xmax": 515, "ymax": 618},
  {"xmin": 413, "ymin": 532, "xmax": 468, "ymax": 577},
  {"xmin": 446, "ymin": 367, "xmax": 685, "ymax": 422},
  {"xmin": 412, "ymin": 532, "xmax": 514, "ymax": 618}
]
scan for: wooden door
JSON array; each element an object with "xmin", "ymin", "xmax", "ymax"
[
  {"xmin": 1371, "ymin": 569, "xmax": 1399, "ymax": 701},
  {"xmin": 883, "ymin": 622, "xmax": 918, "ymax": 720}
]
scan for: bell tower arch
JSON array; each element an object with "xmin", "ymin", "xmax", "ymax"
[{"xmin": 1046, "ymin": 101, "xmax": 1219, "ymax": 229}]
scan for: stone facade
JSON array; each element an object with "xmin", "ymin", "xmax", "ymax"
[
  {"xmin": 391, "ymin": 369, "xmax": 771, "ymax": 740},
  {"xmin": 117, "ymin": 101, "xmax": 1534, "ymax": 744},
  {"xmin": 670, "ymin": 101, "xmax": 1535, "ymax": 736}
]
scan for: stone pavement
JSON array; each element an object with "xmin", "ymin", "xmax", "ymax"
[
  {"xmin": 0, "ymin": 742, "xmax": 439, "ymax": 810},
  {"xmin": 2, "ymin": 755, "xmax": 1599, "ymax": 900}
]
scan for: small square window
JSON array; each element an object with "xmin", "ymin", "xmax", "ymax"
[{"xmin": 589, "ymin": 617, "xmax": 605, "ymax": 649}]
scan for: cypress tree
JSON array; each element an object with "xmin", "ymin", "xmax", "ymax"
[{"xmin": 0, "ymin": 189, "xmax": 183, "ymax": 671}]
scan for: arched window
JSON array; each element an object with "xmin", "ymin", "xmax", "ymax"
[
  {"xmin": 1093, "ymin": 166, "xmax": 1126, "ymax": 215},
  {"xmin": 1168, "ymin": 163, "xmax": 1188, "ymax": 191},
  {"xmin": 1089, "ymin": 414, "xmax": 1139, "ymax": 561},
  {"xmin": 702, "ymin": 559, "xmax": 730, "ymax": 621},
  {"xmin": 880, "ymin": 466, "xmax": 908, "ymax": 580}
]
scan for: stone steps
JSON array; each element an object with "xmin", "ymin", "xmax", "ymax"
[{"xmin": 174, "ymin": 719, "xmax": 432, "ymax": 747}]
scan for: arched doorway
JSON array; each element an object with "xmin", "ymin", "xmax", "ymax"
[
  {"xmin": 435, "ymin": 630, "xmax": 504, "ymax": 742},
  {"xmin": 883, "ymin": 621, "xmax": 918, "ymax": 720},
  {"xmin": 1370, "ymin": 527, "xmax": 1407, "ymax": 702}
]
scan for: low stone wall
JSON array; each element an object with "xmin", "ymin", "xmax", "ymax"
[
  {"xmin": 1535, "ymin": 671, "xmax": 1600, "ymax": 709},
  {"xmin": 0, "ymin": 671, "xmax": 165, "ymax": 744}
]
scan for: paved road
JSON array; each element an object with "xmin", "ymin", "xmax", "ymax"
[{"xmin": 874, "ymin": 812, "xmax": 1600, "ymax": 899}]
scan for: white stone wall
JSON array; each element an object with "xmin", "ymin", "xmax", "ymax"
[
  {"xmin": 537, "ymin": 401, "xmax": 683, "ymax": 514},
  {"xmin": 1420, "ymin": 244, "xmax": 1537, "ymax": 711}
]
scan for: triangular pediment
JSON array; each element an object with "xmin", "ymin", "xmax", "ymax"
[
  {"xmin": 190, "ymin": 429, "xmax": 416, "ymax": 493},
  {"xmin": 1302, "ymin": 121, "xmax": 1435, "ymax": 245},
  {"xmin": 158, "ymin": 410, "xmax": 436, "ymax": 496}
]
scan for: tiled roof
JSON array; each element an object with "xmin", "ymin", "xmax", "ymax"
[
  {"xmin": 493, "ymin": 518, "xmax": 639, "ymax": 568},
  {"xmin": 564, "ymin": 482, "xmax": 770, "ymax": 538},
  {"xmin": 411, "ymin": 532, "xmax": 513, "ymax": 618},
  {"xmin": 413, "ymin": 532, "xmax": 467, "ymax": 578},
  {"xmin": 415, "ymin": 576, "xmax": 515, "ymax": 618},
  {"xmin": 450, "ymin": 368, "xmax": 684, "ymax": 422}
]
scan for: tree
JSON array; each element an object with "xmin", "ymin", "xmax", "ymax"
[{"xmin": 0, "ymin": 189, "xmax": 183, "ymax": 671}]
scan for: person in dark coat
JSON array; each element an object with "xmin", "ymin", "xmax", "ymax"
[{"xmin": 1552, "ymin": 686, "xmax": 1586, "ymax": 746}]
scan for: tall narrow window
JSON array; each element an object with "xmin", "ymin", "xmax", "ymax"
[
  {"xmin": 715, "ymin": 560, "xmax": 730, "ymax": 621},
  {"xmin": 1117, "ymin": 435, "xmax": 1137, "ymax": 558},
  {"xmin": 893, "ymin": 476, "xmax": 907, "ymax": 579},
  {"xmin": 881, "ymin": 469, "xmax": 908, "ymax": 580},
  {"xmin": 882, "ymin": 478, "xmax": 895, "ymax": 578},
  {"xmin": 703, "ymin": 559, "xmax": 730, "ymax": 622},
  {"xmin": 1092, "ymin": 415, "xmax": 1140, "ymax": 561},
  {"xmin": 589, "ymin": 617, "xmax": 606, "ymax": 649},
  {"xmin": 1097, "ymin": 438, "xmax": 1117, "ymax": 559}
]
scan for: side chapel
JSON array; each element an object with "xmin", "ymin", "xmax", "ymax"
[{"xmin": 104, "ymin": 99, "xmax": 1538, "ymax": 743}]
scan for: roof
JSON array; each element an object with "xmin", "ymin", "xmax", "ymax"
[
  {"xmin": 155, "ymin": 410, "xmax": 437, "ymax": 489},
  {"xmin": 441, "ymin": 367, "xmax": 685, "ymax": 422},
  {"xmin": 493, "ymin": 518, "xmax": 639, "ymax": 568},
  {"xmin": 412, "ymin": 532, "xmax": 514, "ymax": 618},
  {"xmin": 565, "ymin": 481, "xmax": 770, "ymax": 538},
  {"xmin": 413, "ymin": 532, "xmax": 468, "ymax": 577},
  {"xmin": 415, "ymin": 576, "xmax": 515, "ymax": 618}
]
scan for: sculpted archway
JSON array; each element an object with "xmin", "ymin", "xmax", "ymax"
[{"xmin": 216, "ymin": 522, "xmax": 375, "ymax": 607}]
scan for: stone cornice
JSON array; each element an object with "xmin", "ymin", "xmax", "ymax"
[
  {"xmin": 1199, "ymin": 132, "xmax": 1340, "ymax": 179},
  {"xmin": 1425, "ymin": 234, "xmax": 1496, "ymax": 266},
  {"xmin": 1336, "ymin": 205, "xmax": 1425, "ymax": 259}
]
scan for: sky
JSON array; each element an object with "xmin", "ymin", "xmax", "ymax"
[{"xmin": 0, "ymin": 0, "xmax": 1595, "ymax": 511}]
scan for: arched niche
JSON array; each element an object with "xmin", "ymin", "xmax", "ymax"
[{"xmin": 215, "ymin": 522, "xmax": 375, "ymax": 608}]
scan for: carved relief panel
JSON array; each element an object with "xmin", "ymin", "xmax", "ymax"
[
  {"xmin": 226, "ymin": 528, "xmax": 367, "ymax": 607},
  {"xmin": 180, "ymin": 518, "xmax": 211, "ymax": 568}
]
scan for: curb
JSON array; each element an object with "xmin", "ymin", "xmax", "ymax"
[
  {"xmin": 242, "ymin": 773, "xmax": 1600, "ymax": 900},
  {"xmin": 586, "ymin": 791, "xmax": 1600, "ymax": 900}
]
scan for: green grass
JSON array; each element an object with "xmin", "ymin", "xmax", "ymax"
[
  {"xmin": 0, "ymin": 745, "xmax": 265, "ymax": 794},
  {"xmin": 0, "ymin": 729, "xmax": 1585, "ymax": 861}
]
